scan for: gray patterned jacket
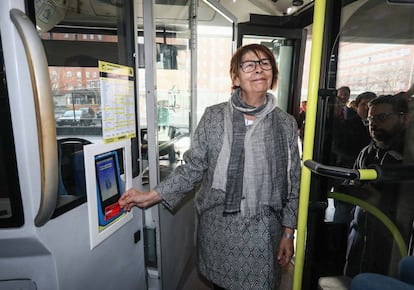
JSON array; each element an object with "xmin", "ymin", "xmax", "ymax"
[{"xmin": 155, "ymin": 101, "xmax": 300, "ymax": 230}]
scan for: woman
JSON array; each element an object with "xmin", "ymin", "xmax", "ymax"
[{"xmin": 119, "ymin": 43, "xmax": 301, "ymax": 289}]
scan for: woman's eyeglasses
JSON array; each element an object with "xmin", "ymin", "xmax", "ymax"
[{"xmin": 240, "ymin": 59, "xmax": 272, "ymax": 73}]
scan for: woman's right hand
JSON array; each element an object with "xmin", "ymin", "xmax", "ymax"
[{"xmin": 118, "ymin": 188, "xmax": 162, "ymax": 211}]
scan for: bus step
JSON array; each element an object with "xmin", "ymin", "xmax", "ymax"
[{"xmin": 318, "ymin": 275, "xmax": 351, "ymax": 290}]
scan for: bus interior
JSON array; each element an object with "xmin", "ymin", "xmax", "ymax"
[{"xmin": 1, "ymin": 0, "xmax": 414, "ymax": 289}]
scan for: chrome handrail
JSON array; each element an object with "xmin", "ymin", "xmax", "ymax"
[{"xmin": 10, "ymin": 9, "xmax": 58, "ymax": 227}]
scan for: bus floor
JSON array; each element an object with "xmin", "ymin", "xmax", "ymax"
[
  {"xmin": 178, "ymin": 254, "xmax": 294, "ymax": 290},
  {"xmin": 181, "ymin": 267, "xmax": 213, "ymax": 290}
]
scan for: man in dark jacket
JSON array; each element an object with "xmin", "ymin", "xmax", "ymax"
[{"xmin": 345, "ymin": 94, "xmax": 409, "ymax": 277}]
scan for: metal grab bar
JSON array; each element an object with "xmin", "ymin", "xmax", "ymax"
[
  {"xmin": 10, "ymin": 9, "xmax": 58, "ymax": 227},
  {"xmin": 305, "ymin": 159, "xmax": 414, "ymax": 183},
  {"xmin": 304, "ymin": 159, "xmax": 377, "ymax": 180},
  {"xmin": 304, "ymin": 160, "xmax": 360, "ymax": 180}
]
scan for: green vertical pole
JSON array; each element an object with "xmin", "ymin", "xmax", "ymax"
[{"xmin": 293, "ymin": 0, "xmax": 326, "ymax": 289}]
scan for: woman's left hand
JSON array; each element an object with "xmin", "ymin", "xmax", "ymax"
[
  {"xmin": 118, "ymin": 188, "xmax": 161, "ymax": 211},
  {"xmin": 277, "ymin": 235, "xmax": 294, "ymax": 267}
]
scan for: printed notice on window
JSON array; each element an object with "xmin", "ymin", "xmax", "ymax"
[{"xmin": 99, "ymin": 61, "xmax": 136, "ymax": 143}]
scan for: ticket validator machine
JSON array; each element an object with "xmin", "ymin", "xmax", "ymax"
[{"xmin": 84, "ymin": 140, "xmax": 133, "ymax": 249}]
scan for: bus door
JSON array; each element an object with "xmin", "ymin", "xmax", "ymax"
[
  {"xmin": 0, "ymin": 0, "xmax": 146, "ymax": 289},
  {"xmin": 136, "ymin": 1, "xmax": 198, "ymax": 289},
  {"xmin": 296, "ymin": 1, "xmax": 414, "ymax": 290}
]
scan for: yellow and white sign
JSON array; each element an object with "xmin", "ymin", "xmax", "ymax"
[{"xmin": 99, "ymin": 60, "xmax": 136, "ymax": 143}]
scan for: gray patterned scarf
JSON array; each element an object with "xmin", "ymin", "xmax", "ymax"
[{"xmin": 212, "ymin": 88, "xmax": 279, "ymax": 215}]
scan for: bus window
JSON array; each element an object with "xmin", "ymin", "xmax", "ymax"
[
  {"xmin": 137, "ymin": 1, "xmax": 193, "ymax": 179},
  {"xmin": 196, "ymin": 0, "xmax": 234, "ymax": 124},
  {"xmin": 303, "ymin": 2, "xmax": 414, "ymax": 289},
  {"xmin": 33, "ymin": 0, "xmax": 138, "ymax": 216},
  {"xmin": 43, "ymin": 33, "xmax": 117, "ymax": 139}
]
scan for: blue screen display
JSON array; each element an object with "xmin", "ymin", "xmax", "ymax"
[{"xmin": 96, "ymin": 156, "xmax": 119, "ymax": 202}]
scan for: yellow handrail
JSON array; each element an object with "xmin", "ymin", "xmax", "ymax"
[
  {"xmin": 358, "ymin": 168, "xmax": 378, "ymax": 181},
  {"xmin": 293, "ymin": 0, "xmax": 326, "ymax": 289},
  {"xmin": 329, "ymin": 192, "xmax": 407, "ymax": 256}
]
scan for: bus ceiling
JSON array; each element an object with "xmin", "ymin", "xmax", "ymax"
[
  {"xmin": 35, "ymin": 0, "xmax": 414, "ymax": 45},
  {"xmin": 35, "ymin": 0, "xmax": 314, "ymax": 32},
  {"xmin": 340, "ymin": 0, "xmax": 414, "ymax": 45}
]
